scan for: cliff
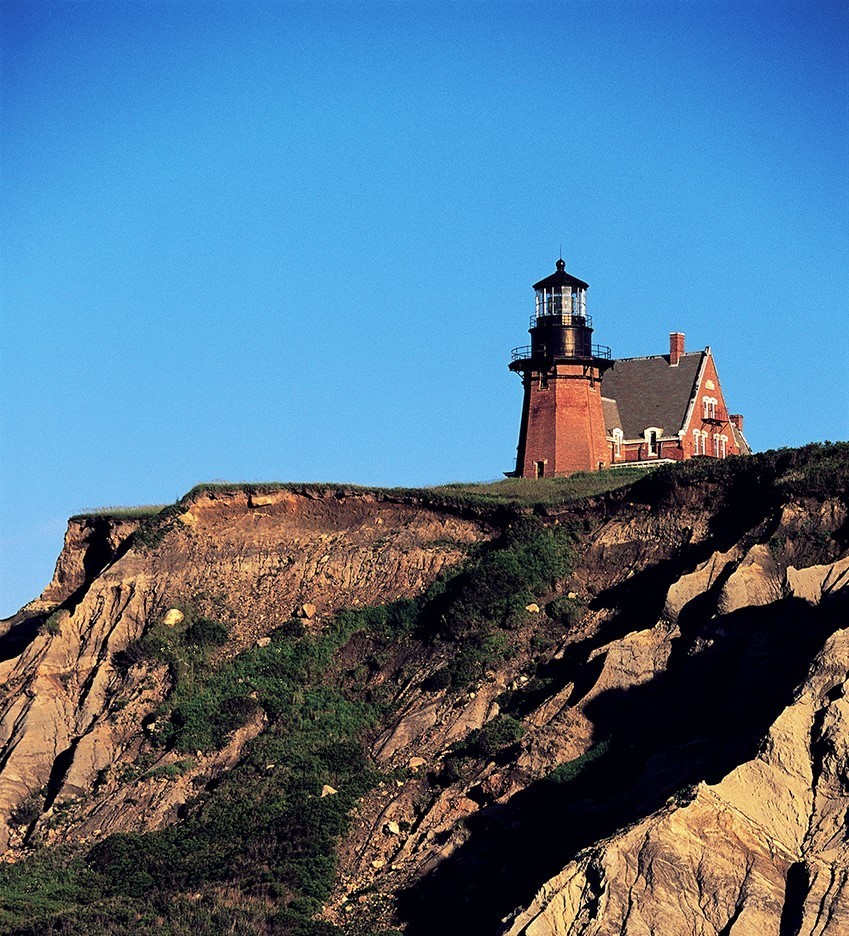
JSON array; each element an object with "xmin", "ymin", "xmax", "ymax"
[{"xmin": 0, "ymin": 446, "xmax": 846, "ymax": 936}]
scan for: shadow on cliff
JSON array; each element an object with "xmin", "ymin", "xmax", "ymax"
[
  {"xmin": 0, "ymin": 518, "xmax": 134, "ymax": 665},
  {"xmin": 397, "ymin": 588, "xmax": 847, "ymax": 936}
]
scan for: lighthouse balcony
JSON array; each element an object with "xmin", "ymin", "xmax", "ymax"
[
  {"xmin": 510, "ymin": 344, "xmax": 611, "ymax": 364},
  {"xmin": 529, "ymin": 312, "xmax": 593, "ymax": 329}
]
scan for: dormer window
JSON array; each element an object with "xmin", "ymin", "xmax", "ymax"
[
  {"xmin": 644, "ymin": 427, "xmax": 663, "ymax": 457},
  {"xmin": 612, "ymin": 428, "xmax": 623, "ymax": 459}
]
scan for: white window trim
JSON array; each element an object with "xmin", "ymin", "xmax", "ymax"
[
  {"xmin": 612, "ymin": 428, "xmax": 623, "ymax": 459},
  {"xmin": 644, "ymin": 427, "xmax": 663, "ymax": 457}
]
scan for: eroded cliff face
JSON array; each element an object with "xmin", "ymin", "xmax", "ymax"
[
  {"xmin": 1, "ymin": 458, "xmax": 848, "ymax": 936},
  {"xmin": 0, "ymin": 488, "xmax": 493, "ymax": 853},
  {"xmin": 322, "ymin": 484, "xmax": 848, "ymax": 936}
]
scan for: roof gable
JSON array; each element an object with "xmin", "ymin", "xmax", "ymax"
[{"xmin": 602, "ymin": 351, "xmax": 705, "ymax": 438}]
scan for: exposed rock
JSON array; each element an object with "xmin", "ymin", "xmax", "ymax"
[
  {"xmin": 163, "ymin": 608, "xmax": 184, "ymax": 627},
  {"xmin": 505, "ymin": 619, "xmax": 849, "ymax": 936},
  {"xmin": 321, "ymin": 785, "xmax": 338, "ymax": 798}
]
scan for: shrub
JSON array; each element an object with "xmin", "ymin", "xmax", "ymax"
[
  {"xmin": 276, "ymin": 618, "xmax": 307, "ymax": 639},
  {"xmin": 546, "ymin": 595, "xmax": 586, "ymax": 628},
  {"xmin": 184, "ymin": 617, "xmax": 229, "ymax": 647},
  {"xmin": 10, "ymin": 794, "xmax": 42, "ymax": 827},
  {"xmin": 422, "ymin": 667, "xmax": 452, "ymax": 691},
  {"xmin": 547, "ymin": 739, "xmax": 611, "ymax": 784},
  {"xmin": 41, "ymin": 612, "xmax": 63, "ymax": 637},
  {"xmin": 474, "ymin": 715, "xmax": 525, "ymax": 757}
]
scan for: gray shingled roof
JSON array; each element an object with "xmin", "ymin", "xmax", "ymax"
[
  {"xmin": 730, "ymin": 422, "xmax": 752, "ymax": 455},
  {"xmin": 602, "ymin": 397, "xmax": 622, "ymax": 432},
  {"xmin": 601, "ymin": 351, "xmax": 705, "ymax": 439}
]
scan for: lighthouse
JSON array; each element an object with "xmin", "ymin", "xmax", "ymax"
[{"xmin": 509, "ymin": 258, "xmax": 613, "ymax": 477}]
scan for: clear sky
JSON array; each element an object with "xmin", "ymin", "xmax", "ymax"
[{"xmin": 2, "ymin": 0, "xmax": 847, "ymax": 617}]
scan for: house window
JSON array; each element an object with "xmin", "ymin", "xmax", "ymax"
[
  {"xmin": 613, "ymin": 429, "xmax": 623, "ymax": 459},
  {"xmin": 703, "ymin": 397, "xmax": 717, "ymax": 419},
  {"xmin": 535, "ymin": 460, "xmax": 546, "ymax": 479},
  {"xmin": 713, "ymin": 433, "xmax": 720, "ymax": 456},
  {"xmin": 720, "ymin": 435, "xmax": 727, "ymax": 458},
  {"xmin": 693, "ymin": 430, "xmax": 706, "ymax": 455},
  {"xmin": 644, "ymin": 427, "xmax": 662, "ymax": 457}
]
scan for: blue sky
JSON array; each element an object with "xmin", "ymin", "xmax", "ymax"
[{"xmin": 2, "ymin": 0, "xmax": 847, "ymax": 616}]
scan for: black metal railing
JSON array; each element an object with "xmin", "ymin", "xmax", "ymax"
[
  {"xmin": 510, "ymin": 343, "xmax": 612, "ymax": 362},
  {"xmin": 702, "ymin": 408, "xmax": 727, "ymax": 424},
  {"xmin": 529, "ymin": 312, "xmax": 593, "ymax": 329}
]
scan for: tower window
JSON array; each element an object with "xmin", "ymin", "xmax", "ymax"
[
  {"xmin": 535, "ymin": 461, "xmax": 546, "ymax": 479},
  {"xmin": 538, "ymin": 373, "xmax": 549, "ymax": 390}
]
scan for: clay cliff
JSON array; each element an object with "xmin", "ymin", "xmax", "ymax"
[{"xmin": 0, "ymin": 446, "xmax": 846, "ymax": 936}]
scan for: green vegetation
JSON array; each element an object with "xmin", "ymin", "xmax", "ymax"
[
  {"xmin": 69, "ymin": 505, "xmax": 166, "ymax": 522},
  {"xmin": 41, "ymin": 611, "xmax": 64, "ymax": 637},
  {"xmin": 176, "ymin": 469, "xmax": 645, "ymax": 510},
  {"xmin": 545, "ymin": 595, "xmax": 586, "ymax": 628},
  {"xmin": 464, "ymin": 715, "xmax": 525, "ymax": 759},
  {"xmin": 425, "ymin": 467, "xmax": 648, "ymax": 509},
  {"xmin": 637, "ymin": 442, "xmax": 849, "ymax": 505},
  {"xmin": 546, "ymin": 739, "xmax": 611, "ymax": 785},
  {"xmin": 99, "ymin": 467, "xmax": 646, "ymax": 544},
  {"xmin": 0, "ymin": 516, "xmax": 578, "ymax": 935},
  {"xmin": 14, "ymin": 445, "xmax": 844, "ymax": 933}
]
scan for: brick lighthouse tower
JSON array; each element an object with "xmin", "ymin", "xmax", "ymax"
[{"xmin": 509, "ymin": 258, "xmax": 613, "ymax": 477}]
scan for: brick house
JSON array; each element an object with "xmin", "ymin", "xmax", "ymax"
[{"xmin": 509, "ymin": 259, "xmax": 750, "ymax": 478}]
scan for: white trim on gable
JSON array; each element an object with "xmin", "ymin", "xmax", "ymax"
[{"xmin": 679, "ymin": 350, "xmax": 709, "ymax": 438}]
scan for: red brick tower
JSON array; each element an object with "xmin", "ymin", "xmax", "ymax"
[{"xmin": 509, "ymin": 259, "xmax": 613, "ymax": 477}]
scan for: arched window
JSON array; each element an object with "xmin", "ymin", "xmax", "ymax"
[
  {"xmin": 644, "ymin": 428, "xmax": 662, "ymax": 457},
  {"xmin": 613, "ymin": 428, "xmax": 623, "ymax": 459}
]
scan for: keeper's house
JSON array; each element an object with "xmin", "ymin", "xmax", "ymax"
[{"xmin": 509, "ymin": 259, "xmax": 750, "ymax": 478}]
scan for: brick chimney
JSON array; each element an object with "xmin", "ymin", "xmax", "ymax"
[
  {"xmin": 669, "ymin": 332, "xmax": 685, "ymax": 366},
  {"xmin": 729, "ymin": 413, "xmax": 744, "ymax": 432}
]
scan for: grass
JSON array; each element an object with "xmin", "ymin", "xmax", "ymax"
[
  {"xmin": 69, "ymin": 505, "xmax": 167, "ymax": 522},
  {"xmin": 424, "ymin": 467, "xmax": 649, "ymax": 508},
  {"xmin": 88, "ymin": 466, "xmax": 646, "ymax": 534},
  {"xmin": 69, "ymin": 443, "xmax": 849, "ymax": 531}
]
